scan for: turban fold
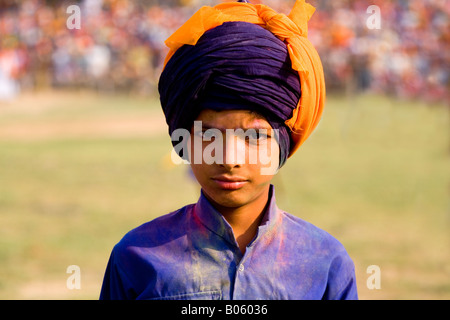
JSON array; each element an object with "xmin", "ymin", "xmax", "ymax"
[{"xmin": 159, "ymin": 0, "xmax": 325, "ymax": 163}]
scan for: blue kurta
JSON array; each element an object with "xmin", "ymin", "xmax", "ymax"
[{"xmin": 100, "ymin": 185, "xmax": 358, "ymax": 300}]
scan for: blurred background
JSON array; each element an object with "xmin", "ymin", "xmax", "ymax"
[{"xmin": 0, "ymin": 0, "xmax": 448, "ymax": 299}]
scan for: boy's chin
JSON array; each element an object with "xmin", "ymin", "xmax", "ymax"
[{"xmin": 204, "ymin": 189, "xmax": 250, "ymax": 209}]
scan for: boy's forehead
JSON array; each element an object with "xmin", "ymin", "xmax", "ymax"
[{"xmin": 195, "ymin": 109, "xmax": 272, "ymax": 130}]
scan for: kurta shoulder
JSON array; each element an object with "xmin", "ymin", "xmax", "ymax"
[
  {"xmin": 114, "ymin": 203, "xmax": 195, "ymax": 251},
  {"xmin": 277, "ymin": 210, "xmax": 358, "ymax": 299},
  {"xmin": 279, "ymin": 210, "xmax": 349, "ymax": 255}
]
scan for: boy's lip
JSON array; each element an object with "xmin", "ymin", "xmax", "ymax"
[
  {"xmin": 211, "ymin": 175, "xmax": 248, "ymax": 190},
  {"xmin": 212, "ymin": 175, "xmax": 248, "ymax": 182}
]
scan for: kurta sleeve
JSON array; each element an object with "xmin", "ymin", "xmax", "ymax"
[
  {"xmin": 322, "ymin": 252, "xmax": 358, "ymax": 300},
  {"xmin": 99, "ymin": 248, "xmax": 136, "ymax": 300}
]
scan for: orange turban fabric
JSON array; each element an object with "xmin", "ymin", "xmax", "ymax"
[{"xmin": 162, "ymin": 0, "xmax": 325, "ymax": 157}]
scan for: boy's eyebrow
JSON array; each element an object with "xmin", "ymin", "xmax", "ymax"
[{"xmin": 199, "ymin": 124, "xmax": 225, "ymax": 131}]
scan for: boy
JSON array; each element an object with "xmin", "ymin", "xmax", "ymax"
[{"xmin": 100, "ymin": 0, "xmax": 358, "ymax": 300}]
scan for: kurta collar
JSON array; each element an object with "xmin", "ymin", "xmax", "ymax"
[{"xmin": 193, "ymin": 184, "xmax": 281, "ymax": 249}]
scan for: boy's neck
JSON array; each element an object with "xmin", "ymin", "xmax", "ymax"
[{"xmin": 211, "ymin": 186, "xmax": 271, "ymax": 254}]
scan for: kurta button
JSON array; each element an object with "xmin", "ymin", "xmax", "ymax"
[{"xmin": 238, "ymin": 264, "xmax": 245, "ymax": 272}]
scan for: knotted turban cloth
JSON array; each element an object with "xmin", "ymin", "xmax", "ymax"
[{"xmin": 158, "ymin": 0, "xmax": 325, "ymax": 167}]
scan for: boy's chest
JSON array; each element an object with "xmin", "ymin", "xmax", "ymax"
[{"xmin": 135, "ymin": 240, "xmax": 329, "ymax": 300}]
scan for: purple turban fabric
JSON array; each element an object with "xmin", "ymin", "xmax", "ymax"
[{"xmin": 158, "ymin": 21, "xmax": 301, "ymax": 167}]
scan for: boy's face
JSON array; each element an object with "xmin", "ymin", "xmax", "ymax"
[{"xmin": 189, "ymin": 109, "xmax": 279, "ymax": 210}]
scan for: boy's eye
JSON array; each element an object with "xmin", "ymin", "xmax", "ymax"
[
  {"xmin": 252, "ymin": 132, "xmax": 268, "ymax": 140},
  {"xmin": 245, "ymin": 131, "xmax": 269, "ymax": 144}
]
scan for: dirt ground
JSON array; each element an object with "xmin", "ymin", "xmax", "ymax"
[{"xmin": 0, "ymin": 90, "xmax": 166, "ymax": 141}]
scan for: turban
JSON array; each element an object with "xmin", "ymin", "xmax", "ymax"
[{"xmin": 159, "ymin": 0, "xmax": 325, "ymax": 166}]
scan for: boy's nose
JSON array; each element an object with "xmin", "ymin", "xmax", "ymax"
[{"xmin": 221, "ymin": 134, "xmax": 245, "ymax": 169}]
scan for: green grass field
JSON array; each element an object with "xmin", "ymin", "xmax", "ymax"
[{"xmin": 0, "ymin": 90, "xmax": 448, "ymax": 299}]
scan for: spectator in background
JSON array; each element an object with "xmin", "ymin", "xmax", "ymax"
[
  {"xmin": 0, "ymin": 0, "xmax": 448, "ymax": 103},
  {"xmin": 0, "ymin": 43, "xmax": 21, "ymax": 100}
]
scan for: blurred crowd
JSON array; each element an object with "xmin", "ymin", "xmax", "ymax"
[
  {"xmin": 0, "ymin": 0, "xmax": 448, "ymax": 103},
  {"xmin": 310, "ymin": 0, "xmax": 449, "ymax": 103}
]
